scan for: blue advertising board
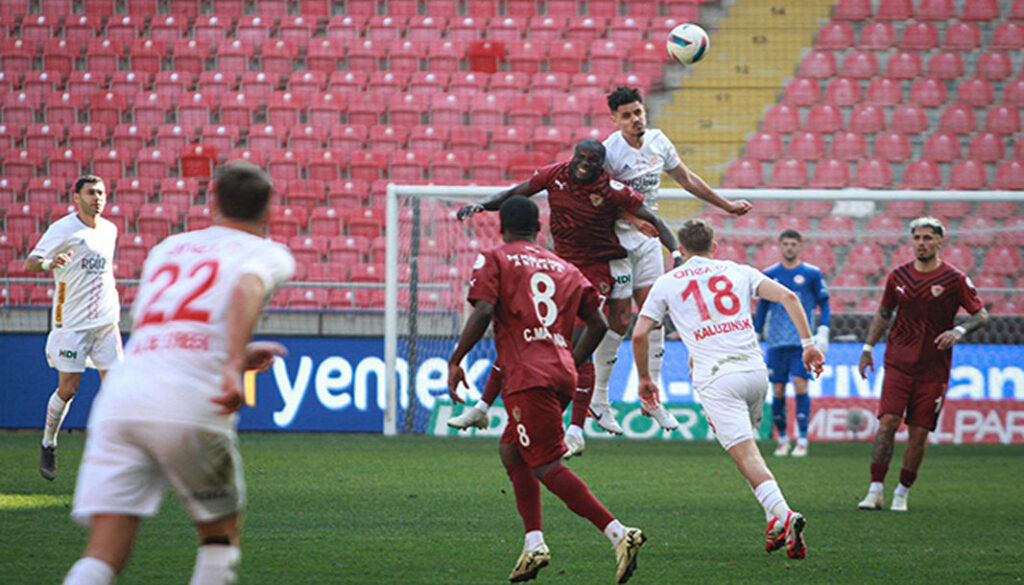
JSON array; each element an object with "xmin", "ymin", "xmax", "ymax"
[{"xmin": 2, "ymin": 334, "xmax": 1023, "ymax": 432}]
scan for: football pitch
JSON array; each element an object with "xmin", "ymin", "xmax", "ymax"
[{"xmin": 2, "ymin": 433, "xmax": 1022, "ymax": 584}]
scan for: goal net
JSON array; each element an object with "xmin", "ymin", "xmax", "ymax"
[{"xmin": 384, "ymin": 185, "xmax": 1023, "ymax": 440}]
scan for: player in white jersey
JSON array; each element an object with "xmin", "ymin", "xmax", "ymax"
[
  {"xmin": 25, "ymin": 175, "xmax": 122, "ymax": 481},
  {"xmin": 591, "ymin": 86, "xmax": 753, "ymax": 435},
  {"xmin": 62, "ymin": 161, "xmax": 295, "ymax": 585},
  {"xmin": 632, "ymin": 219, "xmax": 823, "ymax": 560}
]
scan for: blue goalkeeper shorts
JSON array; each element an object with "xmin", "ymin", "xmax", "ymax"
[{"xmin": 766, "ymin": 346, "xmax": 809, "ymax": 384}]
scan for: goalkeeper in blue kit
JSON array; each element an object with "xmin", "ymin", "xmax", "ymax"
[{"xmin": 753, "ymin": 230, "xmax": 831, "ymax": 457}]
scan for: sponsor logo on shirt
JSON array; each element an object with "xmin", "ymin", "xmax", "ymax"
[
  {"xmin": 79, "ymin": 255, "xmax": 107, "ymax": 274},
  {"xmin": 931, "ymin": 284, "xmax": 945, "ymax": 297},
  {"xmin": 614, "ymin": 274, "xmax": 631, "ymax": 285}
]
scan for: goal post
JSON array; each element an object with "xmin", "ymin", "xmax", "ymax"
[{"xmin": 384, "ymin": 185, "xmax": 1022, "ymax": 436}]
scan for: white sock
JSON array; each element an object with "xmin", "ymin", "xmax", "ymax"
[
  {"xmin": 603, "ymin": 519, "xmax": 626, "ymax": 546},
  {"xmin": 592, "ymin": 330, "xmax": 623, "ymax": 405},
  {"xmin": 189, "ymin": 544, "xmax": 240, "ymax": 585},
  {"xmin": 524, "ymin": 530, "xmax": 545, "ymax": 550},
  {"xmin": 63, "ymin": 557, "xmax": 116, "ymax": 585},
  {"xmin": 473, "ymin": 400, "xmax": 491, "ymax": 413},
  {"xmin": 43, "ymin": 390, "xmax": 71, "ymax": 448},
  {"xmin": 777, "ymin": 435, "xmax": 790, "ymax": 444},
  {"xmin": 648, "ymin": 326, "xmax": 665, "ymax": 387},
  {"xmin": 752, "ymin": 480, "xmax": 791, "ymax": 522},
  {"xmin": 796, "ymin": 437, "xmax": 808, "ymax": 447},
  {"xmin": 566, "ymin": 424, "xmax": 583, "ymax": 440},
  {"xmin": 869, "ymin": 481, "xmax": 884, "ymax": 494},
  {"xmin": 894, "ymin": 483, "xmax": 910, "ymax": 497}
]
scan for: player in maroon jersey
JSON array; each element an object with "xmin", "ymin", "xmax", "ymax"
[
  {"xmin": 452, "ymin": 139, "xmax": 679, "ymax": 457},
  {"xmin": 856, "ymin": 217, "xmax": 988, "ymax": 512},
  {"xmin": 447, "ymin": 197, "xmax": 646, "ymax": 584}
]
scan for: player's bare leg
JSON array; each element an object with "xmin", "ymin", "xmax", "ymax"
[
  {"xmin": 591, "ymin": 298, "xmax": 630, "ymax": 435},
  {"xmin": 890, "ymin": 424, "xmax": 929, "ymax": 511},
  {"xmin": 790, "ymin": 377, "xmax": 810, "ymax": 457},
  {"xmin": 41, "ymin": 371, "xmax": 84, "ymax": 480},
  {"xmin": 771, "ymin": 382, "xmax": 790, "ymax": 457},
  {"xmin": 500, "ymin": 443, "xmax": 549, "ymax": 582},
  {"xmin": 63, "ymin": 513, "xmax": 139, "ymax": 584},
  {"xmin": 726, "ymin": 439, "xmax": 806, "ymax": 559},
  {"xmin": 192, "ymin": 514, "xmax": 242, "ymax": 585},
  {"xmin": 859, "ymin": 413, "xmax": 901, "ymax": 510}
]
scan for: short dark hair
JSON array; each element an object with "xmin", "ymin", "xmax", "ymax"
[
  {"xmin": 574, "ymin": 138, "xmax": 606, "ymax": 158},
  {"xmin": 909, "ymin": 216, "xmax": 945, "ymax": 238},
  {"xmin": 214, "ymin": 160, "xmax": 273, "ymax": 221},
  {"xmin": 74, "ymin": 175, "xmax": 103, "ymax": 194},
  {"xmin": 607, "ymin": 86, "xmax": 643, "ymax": 113},
  {"xmin": 779, "ymin": 229, "xmax": 802, "ymax": 242},
  {"xmin": 677, "ymin": 219, "xmax": 714, "ymax": 254},
  {"xmin": 500, "ymin": 196, "xmax": 539, "ymax": 235}
]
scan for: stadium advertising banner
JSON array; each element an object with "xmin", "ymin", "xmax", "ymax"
[{"xmin": 2, "ymin": 334, "xmax": 1024, "ymax": 443}]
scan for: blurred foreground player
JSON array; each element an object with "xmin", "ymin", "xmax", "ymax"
[
  {"xmin": 753, "ymin": 230, "xmax": 831, "ymax": 457},
  {"xmin": 26, "ymin": 175, "xmax": 122, "ymax": 481},
  {"xmin": 857, "ymin": 217, "xmax": 987, "ymax": 512},
  {"xmin": 633, "ymin": 219, "xmax": 823, "ymax": 559},
  {"xmin": 63, "ymin": 161, "xmax": 295, "ymax": 585},
  {"xmin": 448, "ymin": 196, "xmax": 646, "ymax": 584},
  {"xmin": 451, "ymin": 139, "xmax": 678, "ymax": 457}
]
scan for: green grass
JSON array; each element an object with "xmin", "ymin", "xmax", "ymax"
[{"xmin": 2, "ymin": 433, "xmax": 1022, "ymax": 584}]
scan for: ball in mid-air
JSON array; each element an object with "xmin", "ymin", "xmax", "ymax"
[
  {"xmin": 666, "ymin": 23, "xmax": 710, "ymax": 65},
  {"xmin": 845, "ymin": 407, "xmax": 869, "ymax": 433}
]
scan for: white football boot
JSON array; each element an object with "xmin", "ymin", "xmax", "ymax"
[
  {"xmin": 790, "ymin": 442, "xmax": 808, "ymax": 457},
  {"xmin": 588, "ymin": 401, "xmax": 624, "ymax": 435},
  {"xmin": 773, "ymin": 442, "xmax": 792, "ymax": 457},
  {"xmin": 642, "ymin": 405, "xmax": 680, "ymax": 431},
  {"xmin": 857, "ymin": 487, "xmax": 884, "ymax": 510},
  {"xmin": 890, "ymin": 491, "xmax": 908, "ymax": 512},
  {"xmin": 447, "ymin": 408, "xmax": 489, "ymax": 430},
  {"xmin": 564, "ymin": 427, "xmax": 586, "ymax": 459}
]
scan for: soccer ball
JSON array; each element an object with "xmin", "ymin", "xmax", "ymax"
[
  {"xmin": 666, "ymin": 23, "xmax": 710, "ymax": 65},
  {"xmin": 845, "ymin": 407, "xmax": 869, "ymax": 433}
]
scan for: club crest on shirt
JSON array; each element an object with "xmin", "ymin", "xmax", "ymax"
[
  {"xmin": 589, "ymin": 193, "xmax": 603, "ymax": 207},
  {"xmin": 512, "ymin": 405, "xmax": 522, "ymax": 422},
  {"xmin": 931, "ymin": 284, "xmax": 945, "ymax": 297},
  {"xmin": 599, "ymin": 281, "xmax": 610, "ymax": 294},
  {"xmin": 793, "ymin": 274, "xmax": 805, "ymax": 285}
]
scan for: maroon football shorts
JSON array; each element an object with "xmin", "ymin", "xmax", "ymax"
[
  {"xmin": 500, "ymin": 387, "xmax": 572, "ymax": 467},
  {"xmin": 878, "ymin": 367, "xmax": 949, "ymax": 431},
  {"xmin": 570, "ymin": 259, "xmax": 611, "ymax": 325}
]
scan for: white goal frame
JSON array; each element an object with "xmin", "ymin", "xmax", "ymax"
[{"xmin": 383, "ymin": 185, "xmax": 1022, "ymax": 435}]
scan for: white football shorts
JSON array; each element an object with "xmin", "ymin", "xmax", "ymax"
[
  {"xmin": 695, "ymin": 369, "xmax": 770, "ymax": 451},
  {"xmin": 608, "ymin": 237, "xmax": 666, "ymax": 300},
  {"xmin": 45, "ymin": 323, "xmax": 123, "ymax": 373},
  {"xmin": 71, "ymin": 419, "xmax": 246, "ymax": 526}
]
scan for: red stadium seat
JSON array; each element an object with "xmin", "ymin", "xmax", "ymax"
[
  {"xmin": 949, "ymin": 159, "xmax": 988, "ymax": 190},
  {"xmin": 817, "ymin": 215, "xmax": 856, "ymax": 245},
  {"xmin": 916, "ymin": 0, "xmax": 955, "ymax": 19},
  {"xmin": 1001, "ymin": 217, "xmax": 1024, "ymax": 247},
  {"xmin": 532, "ymin": 126, "xmax": 573, "ymax": 155},
  {"xmin": 877, "ymin": 0, "xmax": 912, "ymax": 19},
  {"xmin": 507, "ymin": 152, "xmax": 550, "ymax": 181},
  {"xmin": 993, "ymin": 160, "xmax": 1024, "ymax": 190},
  {"xmin": 908, "ymin": 77, "xmax": 947, "ymax": 107},
  {"xmin": 938, "ymin": 104, "xmax": 977, "ymax": 135},
  {"xmin": 268, "ymin": 205, "xmax": 309, "ymax": 239},
  {"xmin": 722, "ymin": 158, "xmax": 763, "ymax": 188},
  {"xmin": 787, "ymin": 131, "xmax": 826, "ymax": 161},
  {"xmin": 991, "ymin": 22, "xmax": 1024, "ymax": 50},
  {"xmin": 288, "ymin": 124, "xmax": 327, "ymax": 151},
  {"xmin": 387, "ymin": 39, "xmax": 423, "ymax": 73},
  {"xmin": 767, "ymin": 158, "xmax": 808, "ymax": 188},
  {"xmin": 954, "ymin": 77, "xmax": 994, "ymax": 108},
  {"xmin": 977, "ymin": 51, "xmax": 1013, "ymax": 81},
  {"xmin": 941, "ymin": 23, "xmax": 982, "ymax": 51},
  {"xmin": 348, "ymin": 98, "xmax": 386, "ymax": 127},
  {"xmin": 328, "ymin": 235, "xmax": 370, "ymax": 264},
  {"xmin": 26, "ymin": 178, "xmax": 64, "ymax": 206},
  {"xmin": 42, "ymin": 40, "xmax": 75, "ymax": 75},
  {"xmin": 288, "ymin": 235, "xmax": 329, "ymax": 266},
  {"xmin": 307, "ymin": 92, "xmax": 347, "ymax": 128},
  {"xmin": 977, "ymin": 202, "xmax": 1018, "ymax": 218},
  {"xmin": 810, "ymin": 158, "xmax": 850, "ymax": 189},
  {"xmin": 408, "ymin": 71, "xmax": 448, "ymax": 94},
  {"xmin": 872, "ymin": 131, "xmax": 913, "ymax": 162},
  {"xmin": 367, "ymin": 124, "xmax": 408, "ymax": 151},
  {"xmin": 349, "ymin": 150, "xmax": 391, "ymax": 182},
  {"xmin": 864, "ymin": 77, "xmax": 904, "ymax": 106},
  {"xmin": 781, "ymin": 77, "xmax": 820, "ymax": 107},
  {"xmin": 136, "ymin": 147, "xmax": 176, "ymax": 179},
  {"xmin": 752, "ymin": 243, "xmax": 781, "ymax": 269},
  {"xmin": 899, "ymin": 22, "xmax": 938, "ymax": 50},
  {"xmin": 829, "ymin": 272, "xmax": 868, "ymax": 307},
  {"xmin": 857, "ymin": 22, "xmax": 897, "ymax": 50},
  {"xmin": 745, "ymin": 132, "xmax": 785, "ymax": 161},
  {"xmin": 1002, "ymin": 78, "xmax": 1024, "ymax": 108},
  {"xmin": 927, "ymin": 51, "xmax": 964, "ymax": 80},
  {"xmin": 922, "ymin": 131, "xmax": 961, "ymax": 163},
  {"xmin": 885, "ymin": 51, "xmax": 923, "ymax": 80},
  {"xmin": 4, "ymin": 149, "xmax": 42, "ymax": 179},
  {"xmin": 845, "ymin": 243, "xmax": 887, "ymax": 276},
  {"xmin": 25, "ymin": 123, "xmax": 60, "ymax": 151},
  {"xmin": 470, "ymin": 151, "xmax": 508, "ymax": 183},
  {"xmin": 984, "ymin": 106, "xmax": 1021, "ymax": 136},
  {"xmin": 804, "ymin": 104, "xmax": 843, "ymax": 134},
  {"xmin": 262, "ymin": 40, "xmax": 299, "ymax": 76},
  {"xmin": 492, "ymin": 126, "xmax": 531, "ymax": 152},
  {"xmin": 823, "ymin": 77, "xmax": 861, "ymax": 107},
  {"xmin": 849, "ymin": 105, "xmax": 885, "ymax": 135},
  {"xmin": 981, "ymin": 247, "xmax": 1022, "ymax": 277},
  {"xmin": 958, "ymin": 216, "xmax": 998, "ymax": 247},
  {"xmin": 800, "ymin": 51, "xmax": 838, "ymax": 79},
  {"xmin": 852, "ymin": 158, "xmax": 893, "ymax": 188},
  {"xmin": 830, "ymin": 131, "xmax": 868, "ymax": 161},
  {"xmin": 890, "ymin": 105, "xmax": 929, "ymax": 134},
  {"xmin": 268, "ymin": 149, "xmax": 305, "ymax": 182},
  {"xmin": 90, "ymin": 90, "xmax": 128, "ymax": 126},
  {"xmin": 886, "ymin": 199, "xmax": 928, "ymax": 219},
  {"xmin": 900, "ymin": 160, "xmax": 942, "ymax": 190},
  {"xmin": 68, "ymin": 123, "xmax": 107, "ymax": 151},
  {"xmin": 841, "ymin": 51, "xmax": 879, "ymax": 79},
  {"xmin": 158, "ymin": 178, "xmax": 198, "ymax": 208},
  {"xmin": 816, "ymin": 22, "xmax": 854, "ymax": 50},
  {"xmin": 430, "ymin": 151, "xmax": 469, "ymax": 182},
  {"xmin": 762, "ymin": 104, "xmax": 800, "ymax": 134},
  {"xmin": 962, "ymin": 0, "xmax": 1000, "ymax": 20},
  {"xmin": 137, "ymin": 203, "xmax": 179, "ymax": 239},
  {"xmin": 833, "ymin": 0, "xmax": 871, "ymax": 20}
]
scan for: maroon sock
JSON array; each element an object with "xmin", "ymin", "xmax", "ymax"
[
  {"xmin": 570, "ymin": 362, "xmax": 595, "ymax": 427},
  {"xmin": 482, "ymin": 366, "xmax": 503, "ymax": 405},
  {"xmin": 899, "ymin": 468, "xmax": 918, "ymax": 488},
  {"xmin": 870, "ymin": 462, "xmax": 889, "ymax": 483},
  {"xmin": 541, "ymin": 464, "xmax": 615, "ymax": 531},
  {"xmin": 506, "ymin": 461, "xmax": 542, "ymax": 533}
]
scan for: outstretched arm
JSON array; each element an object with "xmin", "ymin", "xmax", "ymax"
[
  {"xmin": 447, "ymin": 301, "xmax": 495, "ymax": 403},
  {"xmin": 631, "ymin": 205, "xmax": 682, "ymax": 266},
  {"xmin": 667, "ymin": 163, "xmax": 752, "ymax": 216},
  {"xmin": 456, "ymin": 181, "xmax": 536, "ymax": 220}
]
